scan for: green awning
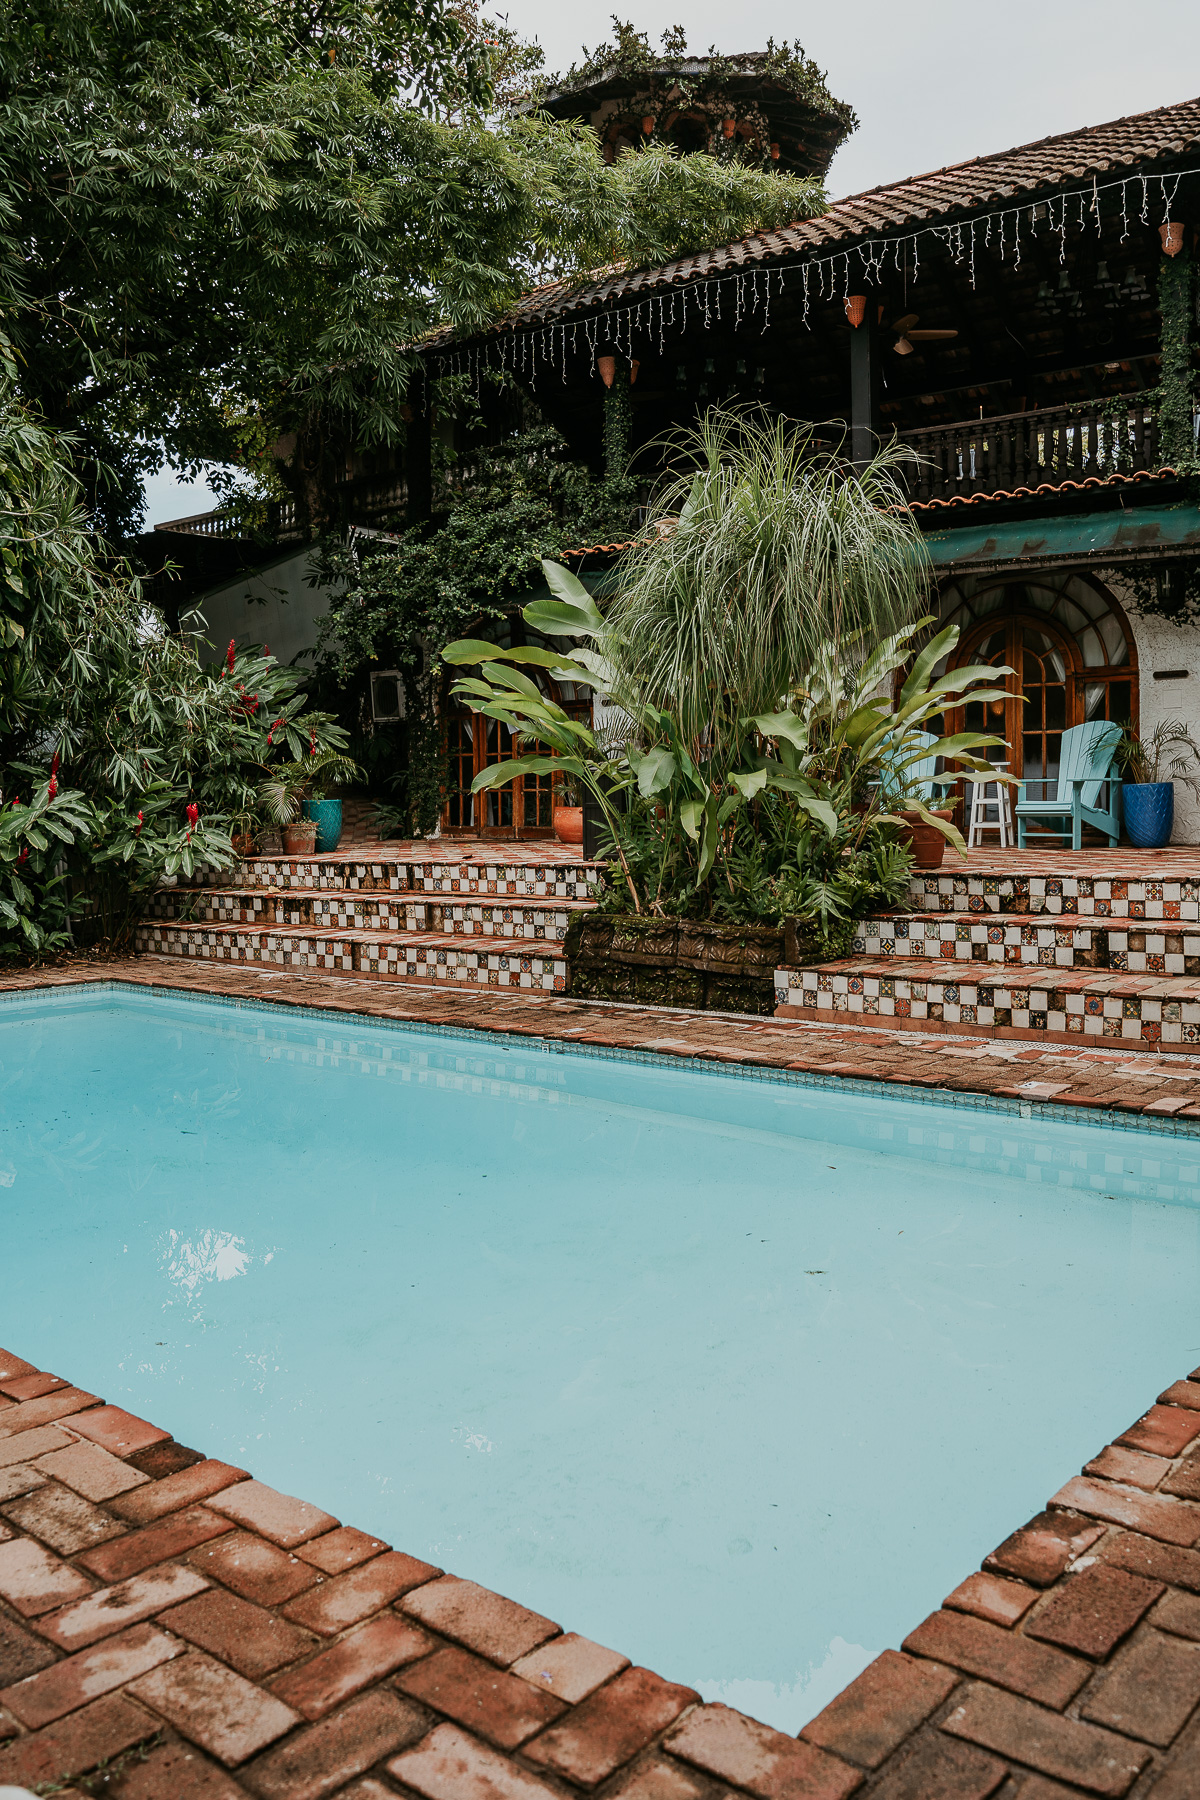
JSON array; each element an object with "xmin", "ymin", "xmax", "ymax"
[{"xmin": 922, "ymin": 503, "xmax": 1200, "ymax": 570}]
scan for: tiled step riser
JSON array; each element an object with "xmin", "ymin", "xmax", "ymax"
[
  {"xmin": 857, "ymin": 917, "xmax": 1200, "ymax": 974},
  {"xmin": 233, "ymin": 858, "xmax": 597, "ymax": 899},
  {"xmin": 907, "ymin": 871, "xmax": 1200, "ymax": 918},
  {"xmin": 776, "ymin": 968, "xmax": 1200, "ymax": 1049},
  {"xmin": 148, "ymin": 893, "xmax": 579, "ymax": 941},
  {"xmin": 135, "ymin": 926, "xmax": 567, "ymax": 991}
]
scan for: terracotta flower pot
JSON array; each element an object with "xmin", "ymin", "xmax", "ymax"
[
  {"xmin": 553, "ymin": 805, "xmax": 584, "ymax": 846},
  {"xmin": 231, "ymin": 832, "xmax": 257, "ymax": 860},
  {"xmin": 898, "ymin": 808, "xmax": 953, "ymax": 869},
  {"xmin": 282, "ymin": 820, "xmax": 319, "ymax": 855}
]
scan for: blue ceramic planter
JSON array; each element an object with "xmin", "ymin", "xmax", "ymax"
[
  {"xmin": 302, "ymin": 798, "xmax": 343, "ymax": 853},
  {"xmin": 1122, "ymin": 781, "xmax": 1174, "ymax": 849}
]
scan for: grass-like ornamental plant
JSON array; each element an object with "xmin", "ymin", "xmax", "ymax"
[{"xmin": 601, "ymin": 408, "xmax": 935, "ymax": 763}]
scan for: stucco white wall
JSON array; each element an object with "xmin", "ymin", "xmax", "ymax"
[
  {"xmin": 1104, "ymin": 568, "xmax": 1200, "ymax": 845},
  {"xmin": 194, "ymin": 548, "xmax": 339, "ymax": 671}
]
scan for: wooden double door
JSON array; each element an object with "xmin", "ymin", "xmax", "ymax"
[
  {"xmin": 950, "ymin": 613, "xmax": 1133, "ymax": 784},
  {"xmin": 443, "ymin": 713, "xmax": 555, "ymax": 838}
]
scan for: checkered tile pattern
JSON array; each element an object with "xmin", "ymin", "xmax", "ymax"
[
  {"xmin": 775, "ymin": 961, "xmax": 1200, "ymax": 1047},
  {"xmin": 906, "ymin": 869, "xmax": 1200, "ymax": 919},
  {"xmin": 231, "ymin": 848, "xmax": 598, "ymax": 900},
  {"xmin": 855, "ymin": 912, "xmax": 1200, "ymax": 974},
  {"xmin": 135, "ymin": 923, "xmax": 568, "ymax": 992}
]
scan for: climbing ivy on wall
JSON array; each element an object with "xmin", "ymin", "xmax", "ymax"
[
  {"xmin": 1157, "ymin": 243, "xmax": 1197, "ymax": 470},
  {"xmin": 315, "ymin": 425, "xmax": 638, "ymax": 834}
]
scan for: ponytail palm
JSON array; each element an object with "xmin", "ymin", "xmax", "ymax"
[{"xmin": 605, "ymin": 407, "xmax": 930, "ymax": 760}]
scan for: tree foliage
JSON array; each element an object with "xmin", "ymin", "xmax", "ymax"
[
  {"xmin": 1, "ymin": 0, "xmax": 824, "ymax": 536},
  {"xmin": 0, "ymin": 357, "xmax": 349, "ymax": 955}
]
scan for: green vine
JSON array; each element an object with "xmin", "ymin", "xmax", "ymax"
[
  {"xmin": 316, "ymin": 423, "xmax": 638, "ymax": 834},
  {"xmin": 603, "ymin": 368, "xmax": 633, "ymax": 476},
  {"xmin": 1157, "ymin": 241, "xmax": 1197, "ymax": 469}
]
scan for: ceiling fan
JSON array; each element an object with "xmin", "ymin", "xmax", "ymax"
[{"xmin": 891, "ymin": 313, "xmax": 959, "ymax": 355}]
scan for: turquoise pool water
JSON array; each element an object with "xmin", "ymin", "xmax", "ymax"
[{"xmin": 4, "ymin": 985, "xmax": 1200, "ymax": 1732}]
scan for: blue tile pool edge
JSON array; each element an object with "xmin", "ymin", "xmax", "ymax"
[{"xmin": 6, "ymin": 974, "xmax": 1200, "ymax": 1143}]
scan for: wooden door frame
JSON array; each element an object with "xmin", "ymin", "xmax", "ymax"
[{"xmin": 948, "ymin": 610, "xmax": 1083, "ymax": 781}]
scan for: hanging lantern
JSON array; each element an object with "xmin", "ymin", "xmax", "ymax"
[
  {"xmin": 629, "ymin": 360, "xmax": 640, "ymax": 384},
  {"xmin": 596, "ymin": 354, "xmax": 616, "ymax": 387},
  {"xmin": 844, "ymin": 295, "xmax": 867, "ymax": 329},
  {"xmin": 1160, "ymin": 221, "xmax": 1185, "ymax": 256}
]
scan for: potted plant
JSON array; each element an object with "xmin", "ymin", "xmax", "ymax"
[
  {"xmin": 259, "ymin": 751, "xmax": 362, "ymax": 855},
  {"xmin": 553, "ymin": 769, "xmax": 584, "ymax": 846},
  {"xmin": 229, "ymin": 808, "xmax": 261, "ymax": 862},
  {"xmin": 1115, "ymin": 721, "xmax": 1200, "ymax": 848}
]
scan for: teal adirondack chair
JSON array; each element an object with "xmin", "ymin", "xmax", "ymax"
[
  {"xmin": 1014, "ymin": 720, "xmax": 1122, "ymax": 849},
  {"xmin": 878, "ymin": 730, "xmax": 956, "ymax": 807}
]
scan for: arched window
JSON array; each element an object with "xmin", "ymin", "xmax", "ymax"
[{"xmin": 928, "ymin": 572, "xmax": 1137, "ymax": 782}]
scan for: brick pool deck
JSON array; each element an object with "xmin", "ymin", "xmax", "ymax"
[{"xmin": 6, "ymin": 957, "xmax": 1200, "ymax": 1794}]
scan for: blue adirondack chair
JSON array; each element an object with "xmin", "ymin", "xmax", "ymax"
[
  {"xmin": 878, "ymin": 730, "xmax": 956, "ymax": 807},
  {"xmin": 1014, "ymin": 720, "xmax": 1122, "ymax": 849}
]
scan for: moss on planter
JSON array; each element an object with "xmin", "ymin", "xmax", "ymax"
[{"xmin": 565, "ymin": 913, "xmax": 789, "ymax": 1014}]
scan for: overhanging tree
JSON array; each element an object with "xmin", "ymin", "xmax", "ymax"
[{"xmin": 1, "ymin": 0, "xmax": 824, "ymax": 536}]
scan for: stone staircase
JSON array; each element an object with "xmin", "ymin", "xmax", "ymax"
[
  {"xmin": 136, "ymin": 844, "xmax": 600, "ymax": 992},
  {"xmin": 774, "ymin": 859, "xmax": 1200, "ymax": 1051}
]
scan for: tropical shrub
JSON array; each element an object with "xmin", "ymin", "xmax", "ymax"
[
  {"xmin": 0, "ymin": 369, "xmax": 351, "ymax": 955},
  {"xmin": 444, "ymin": 550, "xmax": 1012, "ymax": 945}
]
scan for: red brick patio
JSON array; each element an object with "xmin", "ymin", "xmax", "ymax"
[{"xmin": 3, "ymin": 1335, "xmax": 1200, "ymax": 1797}]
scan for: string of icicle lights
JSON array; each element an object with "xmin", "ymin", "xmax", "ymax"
[{"xmin": 426, "ymin": 166, "xmax": 1192, "ymax": 394}]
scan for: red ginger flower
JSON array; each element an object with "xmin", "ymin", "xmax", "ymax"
[
  {"xmin": 186, "ymin": 802, "xmax": 199, "ymax": 827},
  {"xmin": 135, "ymin": 811, "xmax": 144, "ymax": 834},
  {"xmin": 50, "ymin": 751, "xmax": 60, "ymax": 779},
  {"xmin": 226, "ymin": 639, "xmax": 236, "ymax": 674},
  {"xmin": 17, "ymin": 846, "xmax": 28, "ymax": 865},
  {"xmin": 47, "ymin": 775, "xmax": 57, "ymax": 800}
]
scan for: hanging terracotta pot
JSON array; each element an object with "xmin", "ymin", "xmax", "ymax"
[
  {"xmin": 596, "ymin": 354, "xmax": 616, "ymax": 388},
  {"xmin": 721, "ymin": 118, "xmax": 737, "ymax": 138},
  {"xmin": 641, "ymin": 115, "xmax": 655, "ymax": 134},
  {"xmin": 629, "ymin": 359, "xmax": 640, "ymax": 384},
  {"xmin": 1160, "ymin": 222, "xmax": 1185, "ymax": 256},
  {"xmin": 844, "ymin": 294, "xmax": 867, "ymax": 328}
]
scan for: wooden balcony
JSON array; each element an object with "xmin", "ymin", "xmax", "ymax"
[{"xmin": 898, "ymin": 394, "xmax": 1163, "ymax": 505}]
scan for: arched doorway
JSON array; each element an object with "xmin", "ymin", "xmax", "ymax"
[{"xmin": 934, "ymin": 571, "xmax": 1137, "ymax": 785}]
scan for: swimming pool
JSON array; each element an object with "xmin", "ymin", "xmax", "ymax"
[{"xmin": 4, "ymin": 983, "xmax": 1199, "ymax": 1733}]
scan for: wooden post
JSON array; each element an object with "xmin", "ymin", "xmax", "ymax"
[
  {"xmin": 405, "ymin": 366, "xmax": 432, "ymax": 527},
  {"xmin": 849, "ymin": 306, "xmax": 879, "ymax": 468}
]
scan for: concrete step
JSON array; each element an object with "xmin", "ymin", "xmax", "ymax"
[
  {"xmin": 217, "ymin": 849, "xmax": 600, "ymax": 899},
  {"xmin": 906, "ymin": 864, "xmax": 1200, "ymax": 919},
  {"xmin": 134, "ymin": 921, "xmax": 568, "ymax": 991},
  {"xmin": 146, "ymin": 888, "xmax": 593, "ymax": 942},
  {"xmin": 774, "ymin": 958, "xmax": 1200, "ymax": 1051},
  {"xmin": 854, "ymin": 912, "xmax": 1200, "ymax": 974}
]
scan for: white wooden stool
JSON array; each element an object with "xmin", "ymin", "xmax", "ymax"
[{"xmin": 967, "ymin": 764, "xmax": 1014, "ymax": 848}]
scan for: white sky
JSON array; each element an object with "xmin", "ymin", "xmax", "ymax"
[
  {"xmin": 142, "ymin": 2, "xmax": 1199, "ymax": 526},
  {"xmin": 516, "ymin": 0, "xmax": 1200, "ymax": 199}
]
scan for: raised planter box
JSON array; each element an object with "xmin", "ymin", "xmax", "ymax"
[{"xmin": 565, "ymin": 913, "xmax": 790, "ymax": 1014}]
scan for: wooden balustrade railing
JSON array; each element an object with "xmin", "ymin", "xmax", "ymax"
[{"xmin": 898, "ymin": 395, "xmax": 1165, "ymax": 504}]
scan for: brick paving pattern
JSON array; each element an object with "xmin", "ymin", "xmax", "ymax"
[{"xmin": 1, "ymin": 1345, "xmax": 1200, "ymax": 1795}]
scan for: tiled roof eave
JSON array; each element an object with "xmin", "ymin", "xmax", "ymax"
[{"xmin": 427, "ymin": 95, "xmax": 1200, "ymax": 343}]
